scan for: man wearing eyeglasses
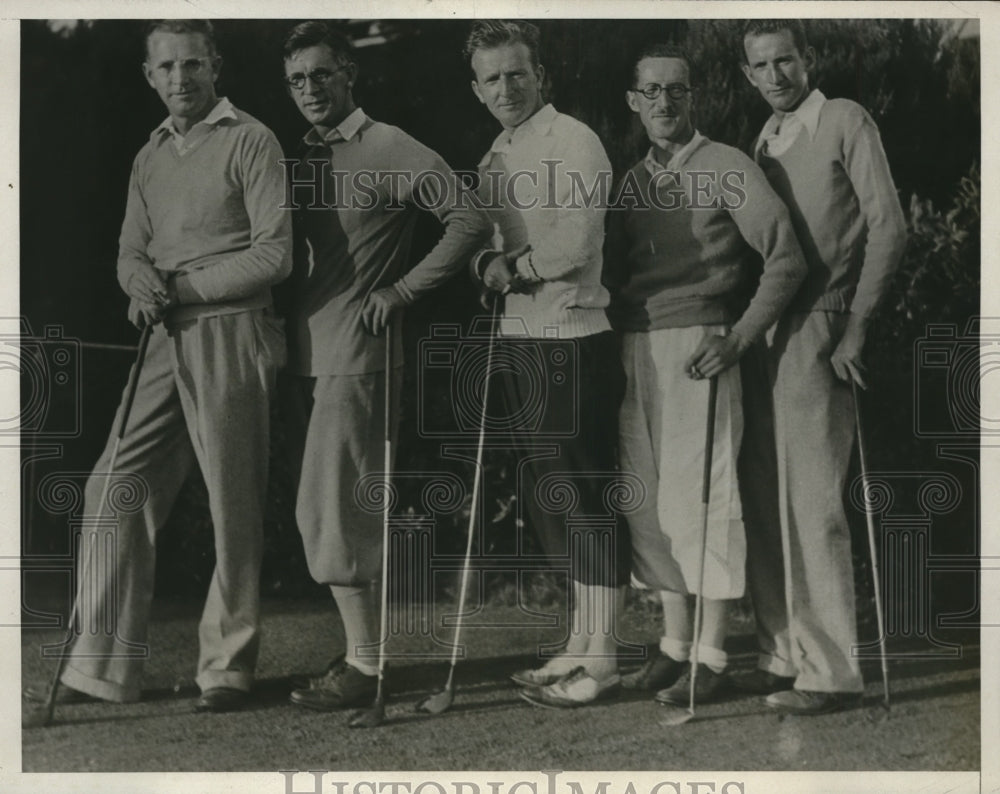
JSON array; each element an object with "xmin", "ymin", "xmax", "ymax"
[
  {"xmin": 605, "ymin": 43, "xmax": 806, "ymax": 706},
  {"xmin": 737, "ymin": 20, "xmax": 906, "ymax": 715},
  {"xmin": 278, "ymin": 21, "xmax": 487, "ymax": 711},
  {"xmin": 23, "ymin": 19, "xmax": 291, "ymax": 714}
]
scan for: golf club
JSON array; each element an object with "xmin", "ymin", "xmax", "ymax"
[
  {"xmin": 23, "ymin": 324, "xmax": 153, "ymax": 730},
  {"xmin": 660, "ymin": 374, "xmax": 718, "ymax": 727},
  {"xmin": 852, "ymin": 380, "xmax": 891, "ymax": 711},
  {"xmin": 416, "ymin": 291, "xmax": 504, "ymax": 715},
  {"xmin": 349, "ymin": 321, "xmax": 394, "ymax": 729}
]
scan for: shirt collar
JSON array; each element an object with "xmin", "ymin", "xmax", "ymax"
[
  {"xmin": 478, "ymin": 103, "xmax": 559, "ymax": 167},
  {"xmin": 643, "ymin": 129, "xmax": 707, "ymax": 174},
  {"xmin": 303, "ymin": 107, "xmax": 367, "ymax": 147},
  {"xmin": 153, "ymin": 96, "xmax": 236, "ymax": 140},
  {"xmin": 757, "ymin": 88, "xmax": 826, "ymax": 150}
]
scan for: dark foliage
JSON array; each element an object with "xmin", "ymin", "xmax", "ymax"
[{"xmin": 20, "ymin": 19, "xmax": 980, "ymax": 609}]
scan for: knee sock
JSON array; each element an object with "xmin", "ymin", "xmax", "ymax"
[
  {"xmin": 330, "ymin": 584, "xmax": 379, "ymax": 676},
  {"xmin": 659, "ymin": 636, "xmax": 692, "ymax": 663},
  {"xmin": 694, "ymin": 643, "xmax": 728, "ymax": 675}
]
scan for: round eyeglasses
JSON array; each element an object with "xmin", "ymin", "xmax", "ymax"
[
  {"xmin": 631, "ymin": 83, "xmax": 692, "ymax": 101},
  {"xmin": 284, "ymin": 64, "xmax": 350, "ymax": 91}
]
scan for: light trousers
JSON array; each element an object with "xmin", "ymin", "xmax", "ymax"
[
  {"xmin": 62, "ymin": 310, "xmax": 282, "ymax": 701},
  {"xmin": 741, "ymin": 311, "xmax": 864, "ymax": 693},
  {"xmin": 619, "ymin": 327, "xmax": 746, "ymax": 600}
]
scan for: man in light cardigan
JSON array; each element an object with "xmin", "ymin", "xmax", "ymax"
[
  {"xmin": 737, "ymin": 19, "xmax": 907, "ymax": 715},
  {"xmin": 466, "ymin": 19, "xmax": 632, "ymax": 708},
  {"xmin": 605, "ymin": 43, "xmax": 807, "ymax": 707},
  {"xmin": 24, "ymin": 19, "xmax": 292, "ymax": 714}
]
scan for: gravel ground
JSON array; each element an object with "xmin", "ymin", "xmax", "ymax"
[{"xmin": 20, "ymin": 598, "xmax": 980, "ymax": 773}]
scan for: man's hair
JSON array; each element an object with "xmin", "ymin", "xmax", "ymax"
[
  {"xmin": 145, "ymin": 20, "xmax": 217, "ymax": 59},
  {"xmin": 464, "ymin": 20, "xmax": 541, "ymax": 69},
  {"xmin": 282, "ymin": 20, "xmax": 355, "ymax": 64},
  {"xmin": 741, "ymin": 19, "xmax": 809, "ymax": 59},
  {"xmin": 631, "ymin": 42, "xmax": 693, "ymax": 87}
]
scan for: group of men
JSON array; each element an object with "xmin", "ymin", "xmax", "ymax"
[{"xmin": 25, "ymin": 16, "xmax": 906, "ymax": 720}]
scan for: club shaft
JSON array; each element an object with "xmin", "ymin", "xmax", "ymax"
[
  {"xmin": 41, "ymin": 324, "xmax": 153, "ymax": 719},
  {"xmin": 852, "ymin": 381, "xmax": 890, "ymax": 705},
  {"xmin": 688, "ymin": 375, "xmax": 718, "ymax": 715},
  {"xmin": 447, "ymin": 295, "xmax": 501, "ymax": 672},
  {"xmin": 376, "ymin": 323, "xmax": 393, "ymax": 702}
]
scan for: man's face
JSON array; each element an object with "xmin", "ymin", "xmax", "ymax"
[
  {"xmin": 470, "ymin": 43, "xmax": 545, "ymax": 131},
  {"xmin": 284, "ymin": 45, "xmax": 357, "ymax": 134},
  {"xmin": 742, "ymin": 30, "xmax": 814, "ymax": 115},
  {"xmin": 143, "ymin": 31, "xmax": 220, "ymax": 128},
  {"xmin": 626, "ymin": 57, "xmax": 694, "ymax": 145}
]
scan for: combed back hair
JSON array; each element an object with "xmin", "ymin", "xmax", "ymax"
[
  {"xmin": 464, "ymin": 20, "xmax": 541, "ymax": 69},
  {"xmin": 145, "ymin": 19, "xmax": 217, "ymax": 59},
  {"xmin": 631, "ymin": 42, "xmax": 693, "ymax": 87},
  {"xmin": 741, "ymin": 19, "xmax": 809, "ymax": 59},
  {"xmin": 282, "ymin": 20, "xmax": 354, "ymax": 64}
]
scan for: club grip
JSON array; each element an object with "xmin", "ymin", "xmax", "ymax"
[
  {"xmin": 117, "ymin": 324, "xmax": 152, "ymax": 441},
  {"xmin": 701, "ymin": 376, "xmax": 718, "ymax": 505}
]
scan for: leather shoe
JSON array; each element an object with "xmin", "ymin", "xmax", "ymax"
[
  {"xmin": 765, "ymin": 688, "xmax": 859, "ymax": 715},
  {"xmin": 194, "ymin": 687, "xmax": 249, "ymax": 713},
  {"xmin": 654, "ymin": 663, "xmax": 727, "ymax": 705},
  {"xmin": 731, "ymin": 669, "xmax": 796, "ymax": 695},
  {"xmin": 621, "ymin": 648, "xmax": 685, "ymax": 691},
  {"xmin": 518, "ymin": 666, "xmax": 620, "ymax": 708},
  {"xmin": 23, "ymin": 683, "xmax": 99, "ymax": 705},
  {"xmin": 289, "ymin": 659, "xmax": 377, "ymax": 711}
]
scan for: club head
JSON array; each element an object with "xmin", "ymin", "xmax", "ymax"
[
  {"xmin": 348, "ymin": 699, "xmax": 385, "ymax": 729},
  {"xmin": 415, "ymin": 687, "xmax": 454, "ymax": 715},
  {"xmin": 658, "ymin": 706, "xmax": 695, "ymax": 727},
  {"xmin": 22, "ymin": 704, "xmax": 54, "ymax": 729}
]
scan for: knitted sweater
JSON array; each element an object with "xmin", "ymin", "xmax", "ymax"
[
  {"xmin": 286, "ymin": 110, "xmax": 488, "ymax": 376},
  {"xmin": 754, "ymin": 95, "xmax": 907, "ymax": 316},
  {"xmin": 606, "ymin": 135, "xmax": 807, "ymax": 342},
  {"xmin": 117, "ymin": 102, "xmax": 292, "ymax": 323},
  {"xmin": 474, "ymin": 104, "xmax": 613, "ymax": 339}
]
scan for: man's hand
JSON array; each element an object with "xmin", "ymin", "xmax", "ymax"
[
  {"xmin": 482, "ymin": 244, "xmax": 532, "ymax": 294},
  {"xmin": 830, "ymin": 314, "xmax": 870, "ymax": 388},
  {"xmin": 684, "ymin": 331, "xmax": 749, "ymax": 380},
  {"xmin": 125, "ymin": 262, "xmax": 169, "ymax": 306},
  {"xmin": 127, "ymin": 298, "xmax": 165, "ymax": 330},
  {"xmin": 361, "ymin": 285, "xmax": 407, "ymax": 335}
]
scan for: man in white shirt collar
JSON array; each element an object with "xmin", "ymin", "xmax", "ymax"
[
  {"xmin": 154, "ymin": 96, "xmax": 238, "ymax": 155},
  {"xmin": 466, "ymin": 19, "xmax": 630, "ymax": 709},
  {"xmin": 753, "ymin": 88, "xmax": 826, "ymax": 159},
  {"xmin": 737, "ymin": 18, "xmax": 906, "ymax": 715},
  {"xmin": 25, "ymin": 18, "xmax": 293, "ymax": 717}
]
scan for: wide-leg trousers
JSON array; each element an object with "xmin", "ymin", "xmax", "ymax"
[
  {"xmin": 61, "ymin": 309, "xmax": 282, "ymax": 701},
  {"xmin": 741, "ymin": 311, "xmax": 864, "ymax": 693}
]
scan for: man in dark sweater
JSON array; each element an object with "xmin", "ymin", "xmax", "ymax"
[
  {"xmin": 280, "ymin": 21, "xmax": 487, "ymax": 711},
  {"xmin": 606, "ymin": 43, "xmax": 807, "ymax": 707},
  {"xmin": 738, "ymin": 19, "xmax": 906, "ymax": 715},
  {"xmin": 24, "ymin": 20, "xmax": 292, "ymax": 714}
]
